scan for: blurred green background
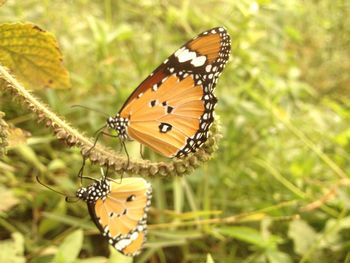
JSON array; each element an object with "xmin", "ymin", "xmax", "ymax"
[{"xmin": 1, "ymin": 0, "xmax": 350, "ymax": 262}]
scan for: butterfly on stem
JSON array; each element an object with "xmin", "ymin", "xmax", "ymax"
[
  {"xmin": 76, "ymin": 175, "xmax": 152, "ymax": 256},
  {"xmin": 106, "ymin": 27, "xmax": 231, "ymax": 158},
  {"xmin": 37, "ymin": 170, "xmax": 152, "ymax": 256}
]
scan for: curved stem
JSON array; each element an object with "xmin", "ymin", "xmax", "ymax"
[{"xmin": 0, "ymin": 65, "xmax": 221, "ymax": 177}]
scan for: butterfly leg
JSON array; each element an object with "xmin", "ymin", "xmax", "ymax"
[
  {"xmin": 102, "ymin": 163, "xmax": 124, "ymax": 184},
  {"xmin": 96, "ymin": 131, "xmax": 130, "ymax": 162},
  {"xmin": 77, "ymin": 155, "xmax": 87, "ymax": 184},
  {"xmin": 77, "ymin": 156, "xmax": 99, "ymax": 183},
  {"xmin": 102, "ymin": 161, "xmax": 123, "ymax": 183},
  {"xmin": 105, "ymin": 163, "xmax": 110, "ymax": 178},
  {"xmin": 83, "ymin": 124, "xmax": 109, "ymax": 159},
  {"xmin": 82, "ymin": 131, "xmax": 117, "ymax": 175},
  {"xmin": 119, "ymin": 139, "xmax": 130, "ymax": 169},
  {"xmin": 80, "ymin": 124, "xmax": 108, "ymax": 158},
  {"xmin": 139, "ymin": 144, "xmax": 145, "ymax": 160}
]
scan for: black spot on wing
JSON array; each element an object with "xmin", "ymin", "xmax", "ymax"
[
  {"xmin": 166, "ymin": 106, "xmax": 174, "ymax": 114},
  {"xmin": 126, "ymin": 195, "xmax": 136, "ymax": 202},
  {"xmin": 150, "ymin": 100, "xmax": 157, "ymax": 107},
  {"xmin": 159, "ymin": 123, "xmax": 172, "ymax": 133}
]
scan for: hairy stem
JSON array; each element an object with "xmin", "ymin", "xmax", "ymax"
[{"xmin": 0, "ymin": 65, "xmax": 221, "ymax": 177}]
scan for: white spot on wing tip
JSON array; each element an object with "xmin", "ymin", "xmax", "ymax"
[
  {"xmin": 191, "ymin": 56, "xmax": 206, "ymax": 67},
  {"xmin": 174, "ymin": 47, "xmax": 186, "ymax": 57},
  {"xmin": 177, "ymin": 48, "xmax": 197, "ymax": 63}
]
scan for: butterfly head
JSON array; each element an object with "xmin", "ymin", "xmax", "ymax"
[
  {"xmin": 107, "ymin": 114, "xmax": 129, "ymax": 140},
  {"xmin": 76, "ymin": 179, "xmax": 111, "ymax": 203},
  {"xmin": 76, "ymin": 187, "xmax": 88, "ymax": 201}
]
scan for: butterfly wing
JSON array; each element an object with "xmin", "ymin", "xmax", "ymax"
[
  {"xmin": 87, "ymin": 178, "xmax": 152, "ymax": 256},
  {"xmin": 123, "ymin": 74, "xmax": 212, "ymax": 157},
  {"xmin": 117, "ymin": 27, "xmax": 230, "ymax": 157},
  {"xmin": 120, "ymin": 27, "xmax": 230, "ymax": 112}
]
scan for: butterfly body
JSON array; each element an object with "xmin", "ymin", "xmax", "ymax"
[
  {"xmin": 107, "ymin": 27, "xmax": 231, "ymax": 158},
  {"xmin": 76, "ymin": 178, "xmax": 152, "ymax": 256}
]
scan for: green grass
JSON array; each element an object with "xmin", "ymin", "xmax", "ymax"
[{"xmin": 1, "ymin": 0, "xmax": 350, "ymax": 262}]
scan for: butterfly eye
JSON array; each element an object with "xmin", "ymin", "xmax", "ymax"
[{"xmin": 126, "ymin": 194, "xmax": 136, "ymax": 202}]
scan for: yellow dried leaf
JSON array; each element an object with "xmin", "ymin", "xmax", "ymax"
[
  {"xmin": 0, "ymin": 187, "xmax": 19, "ymax": 212},
  {"xmin": 0, "ymin": 23, "xmax": 70, "ymax": 89},
  {"xmin": 7, "ymin": 127, "xmax": 30, "ymax": 147}
]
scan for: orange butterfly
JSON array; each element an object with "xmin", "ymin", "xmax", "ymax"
[
  {"xmin": 107, "ymin": 27, "xmax": 231, "ymax": 158},
  {"xmin": 76, "ymin": 177, "xmax": 152, "ymax": 256}
]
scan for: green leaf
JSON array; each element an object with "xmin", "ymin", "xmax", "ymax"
[
  {"xmin": 53, "ymin": 230, "xmax": 83, "ymax": 263},
  {"xmin": 318, "ymin": 216, "xmax": 350, "ymax": 249},
  {"xmin": 206, "ymin": 253, "xmax": 215, "ymax": 263},
  {"xmin": 38, "ymin": 199, "xmax": 67, "ymax": 235},
  {"xmin": 74, "ymin": 257, "xmax": 107, "ymax": 263},
  {"xmin": 288, "ymin": 220, "xmax": 318, "ymax": 255},
  {"xmin": 0, "ymin": 187, "xmax": 19, "ymax": 212},
  {"xmin": 108, "ymin": 248, "xmax": 133, "ymax": 263},
  {"xmin": 7, "ymin": 127, "xmax": 29, "ymax": 147},
  {"xmin": 42, "ymin": 212, "xmax": 94, "ymax": 230},
  {"xmin": 0, "ymin": 22, "xmax": 70, "ymax": 89},
  {"xmin": 266, "ymin": 250, "xmax": 293, "ymax": 263},
  {"xmin": 13, "ymin": 145, "xmax": 46, "ymax": 172},
  {"xmin": 218, "ymin": 226, "xmax": 277, "ymax": 249},
  {"xmin": 0, "ymin": 232, "xmax": 25, "ymax": 263}
]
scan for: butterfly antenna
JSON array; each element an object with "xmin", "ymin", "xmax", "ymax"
[
  {"xmin": 36, "ymin": 175, "xmax": 68, "ymax": 197},
  {"xmin": 71, "ymin": 104, "xmax": 109, "ymax": 117},
  {"xmin": 36, "ymin": 176, "xmax": 79, "ymax": 202}
]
